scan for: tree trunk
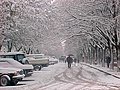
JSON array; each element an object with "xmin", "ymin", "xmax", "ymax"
[
  {"xmin": 7, "ymin": 40, "xmax": 13, "ymax": 52},
  {"xmin": 102, "ymin": 48, "xmax": 106, "ymax": 67},
  {"xmin": 98, "ymin": 48, "xmax": 101, "ymax": 64},
  {"xmin": 88, "ymin": 47, "xmax": 91, "ymax": 64},
  {"xmin": 94, "ymin": 46, "xmax": 97, "ymax": 65},
  {"xmin": 110, "ymin": 45, "xmax": 114, "ymax": 69}
]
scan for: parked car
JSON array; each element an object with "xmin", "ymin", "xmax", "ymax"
[
  {"xmin": 0, "ymin": 67, "xmax": 24, "ymax": 86},
  {"xmin": 26, "ymin": 54, "xmax": 49, "ymax": 71},
  {"xmin": 0, "ymin": 52, "xmax": 29, "ymax": 64},
  {"xmin": 59, "ymin": 56, "xmax": 66, "ymax": 62},
  {"xmin": 49, "ymin": 56, "xmax": 59, "ymax": 65},
  {"xmin": 0, "ymin": 58, "xmax": 33, "ymax": 77}
]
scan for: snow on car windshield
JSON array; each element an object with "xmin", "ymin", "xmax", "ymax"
[{"xmin": 8, "ymin": 59, "xmax": 22, "ymax": 66}]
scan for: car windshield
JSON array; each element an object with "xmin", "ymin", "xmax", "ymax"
[
  {"xmin": 0, "ymin": 55, "xmax": 5, "ymax": 58},
  {"xmin": 5, "ymin": 55, "xmax": 15, "ymax": 59},
  {"xmin": 8, "ymin": 59, "xmax": 22, "ymax": 66},
  {"xmin": 17, "ymin": 54, "xmax": 25, "ymax": 61}
]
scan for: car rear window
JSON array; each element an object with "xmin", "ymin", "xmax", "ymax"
[
  {"xmin": 0, "ymin": 55, "xmax": 5, "ymax": 58},
  {"xmin": 5, "ymin": 55, "xmax": 15, "ymax": 59}
]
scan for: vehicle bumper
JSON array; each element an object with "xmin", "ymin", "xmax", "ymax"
[
  {"xmin": 12, "ymin": 74, "xmax": 25, "ymax": 79},
  {"xmin": 28, "ymin": 71, "xmax": 33, "ymax": 75},
  {"xmin": 49, "ymin": 61, "xmax": 58, "ymax": 65}
]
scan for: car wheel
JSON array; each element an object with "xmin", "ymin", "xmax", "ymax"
[
  {"xmin": 0, "ymin": 76, "xmax": 10, "ymax": 86},
  {"xmin": 10, "ymin": 80, "xmax": 18, "ymax": 86},
  {"xmin": 34, "ymin": 65, "xmax": 40, "ymax": 71},
  {"xmin": 45, "ymin": 64, "xmax": 49, "ymax": 67},
  {"xmin": 39, "ymin": 65, "xmax": 42, "ymax": 71},
  {"xmin": 25, "ymin": 60, "xmax": 29, "ymax": 64},
  {"xmin": 23, "ymin": 70, "xmax": 28, "ymax": 77}
]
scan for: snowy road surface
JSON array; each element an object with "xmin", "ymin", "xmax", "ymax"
[{"xmin": 0, "ymin": 63, "xmax": 120, "ymax": 90}]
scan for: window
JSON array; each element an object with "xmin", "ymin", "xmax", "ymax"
[
  {"xmin": 5, "ymin": 55, "xmax": 15, "ymax": 60},
  {"xmin": 17, "ymin": 54, "xmax": 25, "ymax": 61}
]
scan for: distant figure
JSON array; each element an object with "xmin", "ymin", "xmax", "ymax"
[
  {"xmin": 73, "ymin": 58, "xmax": 77, "ymax": 66},
  {"xmin": 106, "ymin": 56, "xmax": 111, "ymax": 68},
  {"xmin": 66, "ymin": 55, "xmax": 73, "ymax": 68},
  {"xmin": 74, "ymin": 58, "xmax": 77, "ymax": 63},
  {"xmin": 59, "ymin": 56, "xmax": 66, "ymax": 63}
]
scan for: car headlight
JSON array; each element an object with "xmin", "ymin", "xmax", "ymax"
[
  {"xmin": 19, "ymin": 70, "xmax": 24, "ymax": 75},
  {"xmin": 14, "ymin": 71, "xmax": 19, "ymax": 76},
  {"xmin": 14, "ymin": 70, "xmax": 24, "ymax": 76}
]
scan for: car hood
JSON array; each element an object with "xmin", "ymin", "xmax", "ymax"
[
  {"xmin": 0, "ymin": 67, "xmax": 21, "ymax": 73},
  {"xmin": 16, "ymin": 64, "xmax": 33, "ymax": 70}
]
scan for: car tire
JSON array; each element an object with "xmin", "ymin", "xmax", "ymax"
[
  {"xmin": 23, "ymin": 70, "xmax": 28, "ymax": 77},
  {"xmin": 0, "ymin": 76, "xmax": 10, "ymax": 86},
  {"xmin": 34, "ymin": 65, "xmax": 41, "ymax": 71},
  {"xmin": 18, "ymin": 78, "xmax": 23, "ymax": 81},
  {"xmin": 24, "ymin": 60, "xmax": 29, "ymax": 64},
  {"xmin": 39, "ymin": 65, "xmax": 42, "ymax": 71}
]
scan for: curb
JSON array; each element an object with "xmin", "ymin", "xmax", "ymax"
[{"xmin": 81, "ymin": 63, "xmax": 120, "ymax": 79}]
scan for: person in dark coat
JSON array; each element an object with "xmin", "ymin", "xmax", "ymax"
[
  {"xmin": 66, "ymin": 55, "xmax": 73, "ymax": 68},
  {"xmin": 106, "ymin": 56, "xmax": 111, "ymax": 68}
]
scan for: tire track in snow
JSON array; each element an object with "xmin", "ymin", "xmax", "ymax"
[
  {"xmin": 76, "ymin": 65, "xmax": 120, "ymax": 90},
  {"xmin": 38, "ymin": 82, "xmax": 67, "ymax": 90}
]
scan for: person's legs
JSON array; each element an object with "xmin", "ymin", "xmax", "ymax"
[
  {"xmin": 69, "ymin": 63, "xmax": 71, "ymax": 68},
  {"xmin": 68, "ymin": 63, "xmax": 71, "ymax": 68},
  {"xmin": 107, "ymin": 63, "xmax": 109, "ymax": 68},
  {"xmin": 108, "ymin": 63, "xmax": 110, "ymax": 68},
  {"xmin": 68, "ymin": 63, "xmax": 70, "ymax": 68}
]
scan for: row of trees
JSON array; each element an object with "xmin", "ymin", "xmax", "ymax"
[
  {"xmin": 1, "ymin": 0, "xmax": 120, "ymax": 65},
  {"xmin": 0, "ymin": 0, "xmax": 38, "ymax": 53},
  {"xmin": 0, "ymin": 0, "xmax": 64, "ymax": 56},
  {"xmin": 54, "ymin": 0, "xmax": 120, "ymax": 69}
]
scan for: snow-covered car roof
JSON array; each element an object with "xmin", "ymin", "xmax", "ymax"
[
  {"xmin": 0, "ymin": 58, "xmax": 33, "ymax": 70},
  {"xmin": 26, "ymin": 54, "xmax": 45, "ymax": 57},
  {"xmin": 26, "ymin": 54, "xmax": 48, "ymax": 59},
  {"xmin": 0, "ymin": 52, "xmax": 25, "ymax": 55}
]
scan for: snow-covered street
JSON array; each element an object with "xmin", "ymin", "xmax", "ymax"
[
  {"xmin": 1, "ymin": 63, "xmax": 120, "ymax": 90},
  {"xmin": 1, "ymin": 0, "xmax": 120, "ymax": 89}
]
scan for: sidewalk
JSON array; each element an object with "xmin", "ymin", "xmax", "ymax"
[{"xmin": 81, "ymin": 62, "xmax": 120, "ymax": 79}]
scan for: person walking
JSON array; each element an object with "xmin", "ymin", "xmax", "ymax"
[
  {"xmin": 106, "ymin": 56, "xmax": 111, "ymax": 68},
  {"xmin": 66, "ymin": 55, "xmax": 73, "ymax": 68}
]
